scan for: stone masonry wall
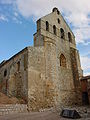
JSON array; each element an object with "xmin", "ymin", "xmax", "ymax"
[
  {"xmin": 27, "ymin": 46, "xmax": 55, "ymax": 111},
  {"xmin": 27, "ymin": 45, "xmax": 58, "ymax": 111},
  {"xmin": 0, "ymin": 48, "xmax": 28, "ymax": 102},
  {"xmin": 70, "ymin": 48, "xmax": 82, "ymax": 104},
  {"xmin": 32, "ymin": 8, "xmax": 82, "ymax": 110}
]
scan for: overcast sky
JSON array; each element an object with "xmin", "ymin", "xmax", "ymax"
[{"xmin": 0, "ymin": 0, "xmax": 90, "ymax": 75}]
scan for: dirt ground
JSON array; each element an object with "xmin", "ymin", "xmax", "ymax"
[
  {"xmin": 0, "ymin": 109, "xmax": 90, "ymax": 120},
  {"xmin": 0, "ymin": 92, "xmax": 25, "ymax": 104}
]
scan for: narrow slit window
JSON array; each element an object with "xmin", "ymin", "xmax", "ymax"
[
  {"xmin": 60, "ymin": 28, "xmax": 65, "ymax": 39},
  {"xmin": 17, "ymin": 61, "xmax": 20, "ymax": 71},
  {"xmin": 46, "ymin": 21, "xmax": 49, "ymax": 31},
  {"xmin": 53, "ymin": 25, "xmax": 57, "ymax": 35},
  {"xmin": 58, "ymin": 18, "xmax": 60, "ymax": 24},
  {"xmin": 4, "ymin": 69, "xmax": 7, "ymax": 77},
  {"xmin": 68, "ymin": 32, "xmax": 72, "ymax": 42}
]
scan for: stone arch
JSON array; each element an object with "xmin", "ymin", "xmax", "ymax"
[
  {"xmin": 53, "ymin": 25, "xmax": 57, "ymax": 35},
  {"xmin": 60, "ymin": 28, "xmax": 65, "ymax": 39},
  {"xmin": 68, "ymin": 32, "xmax": 72, "ymax": 42},
  {"xmin": 46, "ymin": 21, "xmax": 49, "ymax": 31},
  {"xmin": 52, "ymin": 7, "xmax": 60, "ymax": 15},
  {"xmin": 60, "ymin": 54, "xmax": 66, "ymax": 67}
]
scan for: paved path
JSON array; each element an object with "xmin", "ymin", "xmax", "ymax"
[
  {"xmin": 0, "ymin": 110, "xmax": 90, "ymax": 120},
  {"xmin": 0, "ymin": 111, "xmax": 60, "ymax": 120}
]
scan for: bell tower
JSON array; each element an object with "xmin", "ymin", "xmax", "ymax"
[{"xmin": 33, "ymin": 7, "xmax": 83, "ymax": 107}]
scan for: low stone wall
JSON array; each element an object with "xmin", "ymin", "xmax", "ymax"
[{"xmin": 0, "ymin": 104, "xmax": 28, "ymax": 116}]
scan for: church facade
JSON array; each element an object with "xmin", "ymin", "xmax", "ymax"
[{"xmin": 0, "ymin": 8, "xmax": 83, "ymax": 111}]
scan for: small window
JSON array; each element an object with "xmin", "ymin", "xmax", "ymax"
[
  {"xmin": 52, "ymin": 8, "xmax": 60, "ymax": 15},
  {"xmin": 52, "ymin": 8, "xmax": 56, "ymax": 12},
  {"xmin": 24, "ymin": 54, "xmax": 27, "ymax": 70},
  {"xmin": 60, "ymin": 28, "xmax": 65, "ymax": 39},
  {"xmin": 53, "ymin": 25, "xmax": 57, "ymax": 35},
  {"xmin": 68, "ymin": 32, "xmax": 72, "ymax": 42},
  {"xmin": 17, "ymin": 61, "xmax": 20, "ymax": 71},
  {"xmin": 4, "ymin": 69, "xmax": 7, "ymax": 77},
  {"xmin": 57, "ymin": 10, "xmax": 60, "ymax": 15},
  {"xmin": 60, "ymin": 54, "xmax": 66, "ymax": 68},
  {"xmin": 46, "ymin": 21, "xmax": 49, "ymax": 31},
  {"xmin": 58, "ymin": 18, "xmax": 60, "ymax": 24},
  {"xmin": 37, "ymin": 19, "xmax": 41, "ymax": 31}
]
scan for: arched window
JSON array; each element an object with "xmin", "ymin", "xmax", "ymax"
[
  {"xmin": 24, "ymin": 54, "xmax": 27, "ymax": 70},
  {"xmin": 17, "ymin": 61, "xmax": 20, "ymax": 71},
  {"xmin": 52, "ymin": 7, "xmax": 60, "ymax": 15},
  {"xmin": 4, "ymin": 69, "xmax": 7, "ymax": 77},
  {"xmin": 60, "ymin": 54, "xmax": 66, "ymax": 67},
  {"xmin": 46, "ymin": 21, "xmax": 49, "ymax": 31},
  {"xmin": 58, "ymin": 18, "xmax": 60, "ymax": 24},
  {"xmin": 53, "ymin": 25, "xmax": 56, "ymax": 35},
  {"xmin": 60, "ymin": 28, "xmax": 65, "ymax": 39},
  {"xmin": 68, "ymin": 32, "xmax": 72, "ymax": 42}
]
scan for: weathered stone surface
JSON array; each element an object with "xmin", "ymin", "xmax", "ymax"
[{"xmin": 0, "ymin": 48, "xmax": 28, "ymax": 102}]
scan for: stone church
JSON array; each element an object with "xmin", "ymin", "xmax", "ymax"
[{"xmin": 0, "ymin": 8, "xmax": 83, "ymax": 111}]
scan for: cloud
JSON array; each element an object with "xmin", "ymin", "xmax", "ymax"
[
  {"xmin": 12, "ymin": 17, "xmax": 22, "ymax": 24},
  {"xmin": 73, "ymin": 27, "xmax": 90, "ymax": 44},
  {"xmin": 84, "ymin": 72, "xmax": 90, "ymax": 76},
  {"xmin": 81, "ymin": 56, "xmax": 90, "ymax": 70},
  {"xmin": 0, "ymin": 0, "xmax": 90, "ymax": 44},
  {"xmin": 80, "ymin": 56, "xmax": 90, "ymax": 75},
  {"xmin": 0, "ymin": 15, "xmax": 8, "ymax": 22},
  {"xmin": 15, "ymin": 0, "xmax": 90, "ymax": 44},
  {"xmin": 0, "ymin": 0, "xmax": 90, "ymax": 75},
  {"xmin": 15, "ymin": 0, "xmax": 54, "ymax": 18},
  {"xmin": 1, "ymin": 0, "xmax": 90, "ymax": 44}
]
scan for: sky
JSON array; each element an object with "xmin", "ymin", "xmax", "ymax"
[{"xmin": 0, "ymin": 0, "xmax": 90, "ymax": 76}]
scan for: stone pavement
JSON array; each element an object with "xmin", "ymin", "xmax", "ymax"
[
  {"xmin": 0, "ymin": 107, "xmax": 90, "ymax": 120},
  {"xmin": 0, "ymin": 104, "xmax": 28, "ymax": 116},
  {"xmin": 0, "ymin": 108, "xmax": 90, "ymax": 120},
  {"xmin": 0, "ymin": 111, "xmax": 60, "ymax": 120}
]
